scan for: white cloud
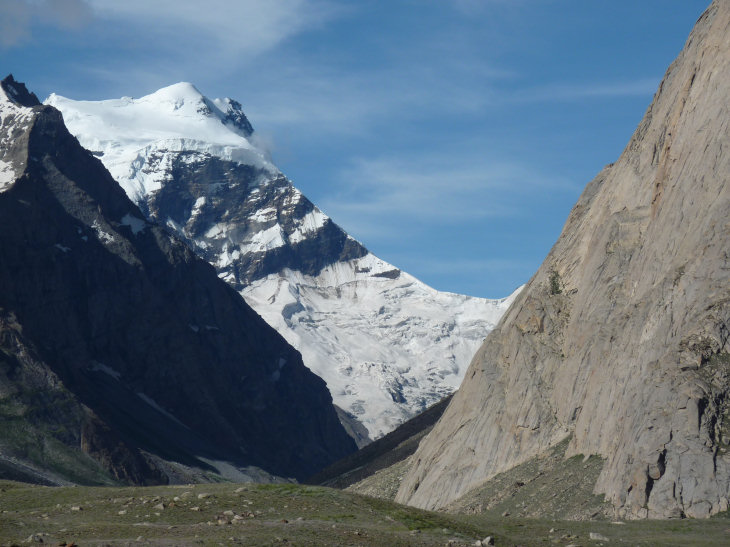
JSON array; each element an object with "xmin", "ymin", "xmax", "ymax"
[
  {"xmin": 2, "ymin": 0, "xmax": 339, "ymax": 68},
  {"xmin": 88, "ymin": 0, "xmax": 340, "ymax": 59},
  {"xmin": 0, "ymin": 0, "xmax": 92, "ymax": 46}
]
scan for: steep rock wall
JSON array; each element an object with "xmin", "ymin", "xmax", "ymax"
[{"xmin": 396, "ymin": 1, "xmax": 730, "ymax": 519}]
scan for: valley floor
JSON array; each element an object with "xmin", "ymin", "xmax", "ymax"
[{"xmin": 0, "ymin": 481, "xmax": 728, "ymax": 546}]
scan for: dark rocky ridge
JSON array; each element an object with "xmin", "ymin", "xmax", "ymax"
[
  {"xmin": 145, "ymin": 151, "xmax": 367, "ymax": 289},
  {"xmin": 0, "ymin": 76, "xmax": 356, "ymax": 484},
  {"xmin": 1, "ymin": 74, "xmax": 40, "ymax": 107}
]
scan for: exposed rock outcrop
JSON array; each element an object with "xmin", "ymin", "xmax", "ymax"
[
  {"xmin": 396, "ymin": 1, "xmax": 730, "ymax": 519},
  {"xmin": 0, "ymin": 75, "xmax": 356, "ymax": 484}
]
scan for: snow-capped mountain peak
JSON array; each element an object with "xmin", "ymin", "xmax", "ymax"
[
  {"xmin": 46, "ymin": 84, "xmax": 276, "ymax": 204},
  {"xmin": 48, "ymin": 84, "xmax": 521, "ymax": 441}
]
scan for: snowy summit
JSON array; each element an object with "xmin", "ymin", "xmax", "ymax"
[{"xmin": 47, "ymin": 83, "xmax": 275, "ymax": 204}]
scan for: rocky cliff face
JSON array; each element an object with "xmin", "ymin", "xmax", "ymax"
[
  {"xmin": 396, "ymin": 1, "xmax": 730, "ymax": 519},
  {"xmin": 46, "ymin": 84, "xmax": 519, "ymax": 440},
  {"xmin": 0, "ymin": 75, "xmax": 356, "ymax": 484}
]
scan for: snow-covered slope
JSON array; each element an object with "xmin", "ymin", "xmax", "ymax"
[
  {"xmin": 47, "ymin": 84, "xmax": 520, "ymax": 440},
  {"xmin": 0, "ymin": 80, "xmax": 36, "ymax": 191}
]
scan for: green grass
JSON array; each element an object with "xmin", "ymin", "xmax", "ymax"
[{"xmin": 0, "ymin": 480, "xmax": 728, "ymax": 546}]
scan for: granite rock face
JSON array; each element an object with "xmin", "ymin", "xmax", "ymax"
[
  {"xmin": 0, "ymin": 76, "xmax": 356, "ymax": 484},
  {"xmin": 396, "ymin": 1, "xmax": 730, "ymax": 519}
]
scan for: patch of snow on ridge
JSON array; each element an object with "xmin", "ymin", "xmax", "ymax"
[
  {"xmin": 91, "ymin": 219, "xmax": 116, "ymax": 245},
  {"xmin": 246, "ymin": 223, "xmax": 285, "ymax": 253},
  {"xmin": 216, "ymin": 244, "xmax": 241, "ymax": 268},
  {"xmin": 205, "ymin": 222, "xmax": 230, "ymax": 239},
  {"xmin": 0, "ymin": 159, "xmax": 15, "ymax": 191},
  {"xmin": 290, "ymin": 208, "xmax": 328, "ymax": 244},
  {"xmin": 249, "ymin": 206, "xmax": 277, "ymax": 223},
  {"xmin": 191, "ymin": 196, "xmax": 206, "ymax": 217}
]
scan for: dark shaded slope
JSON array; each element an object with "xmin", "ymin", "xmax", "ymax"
[
  {"xmin": 307, "ymin": 394, "xmax": 452, "ymax": 488},
  {"xmin": 0, "ymin": 76, "xmax": 356, "ymax": 483}
]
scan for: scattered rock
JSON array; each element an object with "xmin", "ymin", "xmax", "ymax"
[
  {"xmin": 483, "ymin": 537, "xmax": 495, "ymax": 545},
  {"xmin": 197, "ymin": 493, "xmax": 211, "ymax": 499},
  {"xmin": 153, "ymin": 503, "xmax": 165, "ymax": 511},
  {"xmin": 70, "ymin": 506, "xmax": 82, "ymax": 512},
  {"xmin": 589, "ymin": 532, "xmax": 609, "ymax": 541},
  {"xmin": 501, "ymin": 511, "xmax": 509, "ymax": 517},
  {"xmin": 190, "ymin": 506, "xmax": 201, "ymax": 511}
]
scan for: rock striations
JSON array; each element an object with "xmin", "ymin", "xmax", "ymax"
[
  {"xmin": 0, "ymin": 75, "xmax": 356, "ymax": 485},
  {"xmin": 396, "ymin": 1, "xmax": 730, "ymax": 519},
  {"xmin": 46, "ymin": 84, "xmax": 519, "ymax": 440}
]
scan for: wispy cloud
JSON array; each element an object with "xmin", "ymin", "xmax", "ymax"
[
  {"xmin": 2, "ymin": 0, "xmax": 341, "ymax": 69},
  {"xmin": 509, "ymin": 78, "xmax": 660, "ymax": 103},
  {"xmin": 0, "ymin": 0, "xmax": 92, "ymax": 47},
  {"xmin": 237, "ymin": 55, "xmax": 516, "ymax": 143},
  {"xmin": 88, "ymin": 0, "xmax": 341, "ymax": 60},
  {"xmin": 317, "ymin": 153, "xmax": 578, "ymax": 242}
]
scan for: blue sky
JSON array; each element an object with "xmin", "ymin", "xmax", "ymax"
[{"xmin": 1, "ymin": 0, "xmax": 710, "ymax": 298}]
